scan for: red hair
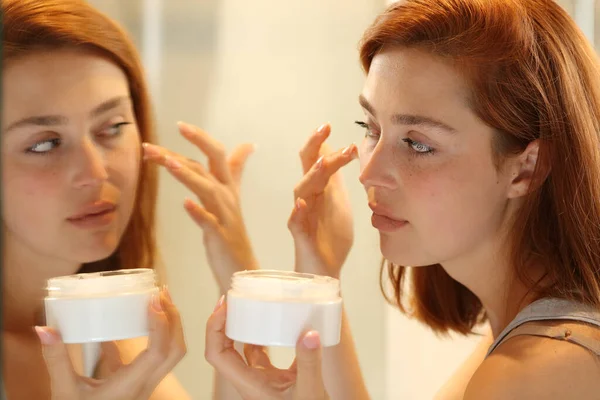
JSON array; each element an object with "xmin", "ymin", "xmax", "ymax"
[
  {"xmin": 361, "ymin": 0, "xmax": 600, "ymax": 334},
  {"xmin": 3, "ymin": 0, "xmax": 159, "ymax": 274}
]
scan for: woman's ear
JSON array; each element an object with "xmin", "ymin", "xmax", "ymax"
[{"xmin": 506, "ymin": 140, "xmax": 548, "ymax": 198}]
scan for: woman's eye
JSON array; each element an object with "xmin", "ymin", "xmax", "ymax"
[
  {"xmin": 355, "ymin": 121, "xmax": 435, "ymax": 155},
  {"xmin": 402, "ymin": 138, "xmax": 434, "ymax": 155},
  {"xmin": 355, "ymin": 120, "xmax": 379, "ymax": 138},
  {"xmin": 24, "ymin": 122, "xmax": 132, "ymax": 155},
  {"xmin": 27, "ymin": 138, "xmax": 61, "ymax": 154},
  {"xmin": 101, "ymin": 122, "xmax": 132, "ymax": 137}
]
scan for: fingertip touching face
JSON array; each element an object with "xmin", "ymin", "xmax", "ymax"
[
  {"xmin": 357, "ymin": 47, "xmax": 519, "ymax": 268},
  {"xmin": 2, "ymin": 48, "xmax": 141, "ymax": 266}
]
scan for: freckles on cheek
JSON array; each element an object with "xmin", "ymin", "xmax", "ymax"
[{"xmin": 406, "ymin": 166, "xmax": 459, "ymax": 211}]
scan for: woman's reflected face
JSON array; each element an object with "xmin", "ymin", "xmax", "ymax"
[{"xmin": 2, "ymin": 48, "xmax": 141, "ymax": 265}]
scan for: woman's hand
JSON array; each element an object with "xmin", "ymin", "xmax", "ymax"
[
  {"xmin": 36, "ymin": 289, "xmax": 186, "ymax": 400},
  {"xmin": 143, "ymin": 122, "xmax": 258, "ymax": 293},
  {"xmin": 288, "ymin": 123, "xmax": 357, "ymax": 278},
  {"xmin": 204, "ymin": 297, "xmax": 329, "ymax": 400}
]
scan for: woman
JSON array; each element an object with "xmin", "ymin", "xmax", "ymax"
[
  {"xmin": 205, "ymin": 0, "xmax": 600, "ymax": 398},
  {"xmin": 2, "ymin": 0, "xmax": 256, "ymax": 398}
]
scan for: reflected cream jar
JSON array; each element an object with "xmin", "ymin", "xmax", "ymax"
[
  {"xmin": 44, "ymin": 268, "xmax": 159, "ymax": 344},
  {"xmin": 225, "ymin": 270, "xmax": 343, "ymax": 347}
]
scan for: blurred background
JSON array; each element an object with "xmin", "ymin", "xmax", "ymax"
[{"xmin": 87, "ymin": 1, "xmax": 599, "ymax": 398}]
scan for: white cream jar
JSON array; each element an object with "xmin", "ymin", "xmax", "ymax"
[
  {"xmin": 44, "ymin": 268, "xmax": 159, "ymax": 344},
  {"xmin": 225, "ymin": 270, "xmax": 343, "ymax": 347}
]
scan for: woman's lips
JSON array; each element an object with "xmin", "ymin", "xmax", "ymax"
[
  {"xmin": 371, "ymin": 213, "xmax": 408, "ymax": 232},
  {"xmin": 68, "ymin": 202, "xmax": 117, "ymax": 229}
]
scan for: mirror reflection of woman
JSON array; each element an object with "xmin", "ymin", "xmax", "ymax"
[
  {"xmin": 204, "ymin": 1, "xmax": 600, "ymax": 399},
  {"xmin": 2, "ymin": 0, "xmax": 256, "ymax": 398}
]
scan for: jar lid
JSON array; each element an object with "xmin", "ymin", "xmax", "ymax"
[
  {"xmin": 229, "ymin": 270, "xmax": 340, "ymax": 301},
  {"xmin": 46, "ymin": 268, "xmax": 156, "ymax": 298}
]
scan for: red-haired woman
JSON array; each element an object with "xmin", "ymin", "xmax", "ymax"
[
  {"xmin": 206, "ymin": 1, "xmax": 600, "ymax": 398},
  {"xmin": 2, "ymin": 0, "xmax": 256, "ymax": 398}
]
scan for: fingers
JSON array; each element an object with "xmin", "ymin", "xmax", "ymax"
[
  {"xmin": 243, "ymin": 344, "xmax": 273, "ymax": 369},
  {"xmin": 145, "ymin": 144, "xmax": 224, "ymax": 214},
  {"xmin": 294, "ymin": 331, "xmax": 328, "ymax": 400},
  {"xmin": 177, "ymin": 121, "xmax": 233, "ymax": 184},
  {"xmin": 183, "ymin": 198, "xmax": 220, "ymax": 231},
  {"xmin": 293, "ymin": 144, "xmax": 357, "ymax": 202},
  {"xmin": 205, "ymin": 297, "xmax": 264, "ymax": 395},
  {"xmin": 160, "ymin": 287, "xmax": 187, "ymax": 366},
  {"xmin": 139, "ymin": 290, "xmax": 181, "ymax": 369},
  {"xmin": 287, "ymin": 197, "xmax": 335, "ymax": 277},
  {"xmin": 228, "ymin": 143, "xmax": 257, "ymax": 186},
  {"xmin": 137, "ymin": 288, "xmax": 187, "ymax": 398},
  {"xmin": 100, "ymin": 291, "xmax": 172, "ymax": 397},
  {"xmin": 142, "ymin": 142, "xmax": 209, "ymax": 178},
  {"xmin": 287, "ymin": 198, "xmax": 311, "ymax": 239},
  {"xmin": 35, "ymin": 327, "xmax": 79, "ymax": 400},
  {"xmin": 299, "ymin": 123, "xmax": 331, "ymax": 173},
  {"xmin": 96, "ymin": 341, "xmax": 123, "ymax": 378}
]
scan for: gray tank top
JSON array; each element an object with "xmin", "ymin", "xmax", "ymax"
[{"xmin": 486, "ymin": 297, "xmax": 600, "ymax": 358}]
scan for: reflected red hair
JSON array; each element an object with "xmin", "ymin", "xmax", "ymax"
[{"xmin": 3, "ymin": 0, "xmax": 159, "ymax": 274}]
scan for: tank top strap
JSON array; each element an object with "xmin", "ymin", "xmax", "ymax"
[{"xmin": 486, "ymin": 298, "xmax": 600, "ymax": 358}]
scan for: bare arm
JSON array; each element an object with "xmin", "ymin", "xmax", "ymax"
[
  {"xmin": 213, "ymin": 371, "xmax": 241, "ymax": 400},
  {"xmin": 145, "ymin": 123, "xmax": 257, "ymax": 400},
  {"xmin": 289, "ymin": 123, "xmax": 369, "ymax": 399},
  {"xmin": 322, "ymin": 307, "xmax": 370, "ymax": 400},
  {"xmin": 149, "ymin": 373, "xmax": 191, "ymax": 400},
  {"xmin": 212, "ymin": 340, "xmax": 245, "ymax": 400},
  {"xmin": 114, "ymin": 337, "xmax": 191, "ymax": 400},
  {"xmin": 434, "ymin": 327, "xmax": 492, "ymax": 400}
]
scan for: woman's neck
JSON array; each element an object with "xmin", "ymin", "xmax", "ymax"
[
  {"xmin": 442, "ymin": 239, "xmax": 546, "ymax": 338},
  {"xmin": 3, "ymin": 238, "xmax": 81, "ymax": 333}
]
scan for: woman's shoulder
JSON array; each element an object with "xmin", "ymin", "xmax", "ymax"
[{"xmin": 464, "ymin": 328, "xmax": 600, "ymax": 399}]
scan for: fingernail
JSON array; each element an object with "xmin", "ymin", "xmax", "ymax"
[
  {"xmin": 142, "ymin": 145, "xmax": 160, "ymax": 162},
  {"xmin": 177, "ymin": 121, "xmax": 194, "ymax": 134},
  {"xmin": 165, "ymin": 155, "xmax": 182, "ymax": 170},
  {"xmin": 295, "ymin": 198, "xmax": 302, "ymax": 211},
  {"xmin": 342, "ymin": 144, "xmax": 355, "ymax": 156},
  {"xmin": 163, "ymin": 285, "xmax": 173, "ymax": 304},
  {"xmin": 35, "ymin": 326, "xmax": 58, "ymax": 345},
  {"xmin": 315, "ymin": 156, "xmax": 324, "ymax": 170},
  {"xmin": 302, "ymin": 331, "xmax": 321, "ymax": 349},
  {"xmin": 152, "ymin": 294, "xmax": 163, "ymax": 312},
  {"xmin": 213, "ymin": 295, "xmax": 225, "ymax": 312},
  {"xmin": 142, "ymin": 142, "xmax": 158, "ymax": 155},
  {"xmin": 183, "ymin": 197, "xmax": 195, "ymax": 210},
  {"xmin": 316, "ymin": 123, "xmax": 327, "ymax": 134}
]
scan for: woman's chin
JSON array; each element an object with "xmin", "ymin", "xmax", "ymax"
[
  {"xmin": 72, "ymin": 241, "xmax": 120, "ymax": 266},
  {"xmin": 380, "ymin": 244, "xmax": 436, "ymax": 268}
]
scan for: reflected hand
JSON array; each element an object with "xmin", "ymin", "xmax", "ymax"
[
  {"xmin": 205, "ymin": 297, "xmax": 329, "ymax": 400},
  {"xmin": 143, "ymin": 122, "xmax": 258, "ymax": 293},
  {"xmin": 36, "ymin": 289, "xmax": 186, "ymax": 400},
  {"xmin": 288, "ymin": 123, "xmax": 357, "ymax": 278}
]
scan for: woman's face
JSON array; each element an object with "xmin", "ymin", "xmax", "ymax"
[
  {"xmin": 2, "ymin": 48, "xmax": 141, "ymax": 265},
  {"xmin": 358, "ymin": 47, "xmax": 518, "ymax": 268}
]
